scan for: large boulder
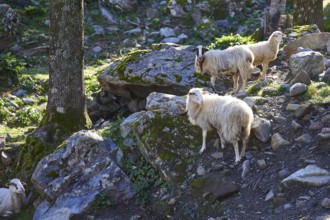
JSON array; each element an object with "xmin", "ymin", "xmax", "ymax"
[
  {"xmin": 289, "ymin": 50, "xmax": 325, "ymax": 80},
  {"xmin": 96, "ymin": 44, "xmax": 209, "ymax": 118},
  {"xmin": 0, "ymin": 4, "xmax": 19, "ymax": 53},
  {"xmin": 131, "ymin": 110, "xmax": 201, "ymax": 187},
  {"xmin": 32, "ymin": 130, "xmax": 133, "ymax": 220},
  {"xmin": 284, "ymin": 32, "xmax": 330, "ymax": 58}
]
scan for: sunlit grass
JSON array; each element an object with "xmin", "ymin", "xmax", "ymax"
[{"xmin": 303, "ymin": 82, "xmax": 330, "ymax": 105}]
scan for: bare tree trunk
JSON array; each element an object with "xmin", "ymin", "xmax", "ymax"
[
  {"xmin": 43, "ymin": 0, "xmax": 91, "ymax": 140},
  {"xmin": 263, "ymin": 0, "xmax": 287, "ymax": 39},
  {"xmin": 293, "ymin": 0, "xmax": 323, "ymax": 31}
]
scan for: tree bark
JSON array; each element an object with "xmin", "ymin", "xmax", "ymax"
[
  {"xmin": 264, "ymin": 0, "xmax": 287, "ymax": 39},
  {"xmin": 293, "ymin": 0, "xmax": 323, "ymax": 31},
  {"xmin": 44, "ymin": 0, "xmax": 91, "ymax": 139}
]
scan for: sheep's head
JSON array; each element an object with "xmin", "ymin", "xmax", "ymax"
[
  {"xmin": 187, "ymin": 88, "xmax": 208, "ymax": 106},
  {"xmin": 7, "ymin": 179, "xmax": 25, "ymax": 193},
  {"xmin": 269, "ymin": 31, "xmax": 285, "ymax": 44},
  {"xmin": 193, "ymin": 45, "xmax": 208, "ymax": 62}
]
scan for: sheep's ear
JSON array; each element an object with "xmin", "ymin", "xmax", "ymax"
[{"xmin": 202, "ymin": 91, "xmax": 209, "ymax": 95}]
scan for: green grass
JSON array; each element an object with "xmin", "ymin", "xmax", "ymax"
[{"xmin": 302, "ymin": 82, "xmax": 330, "ymax": 105}]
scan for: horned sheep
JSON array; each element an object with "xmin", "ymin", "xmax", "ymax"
[
  {"xmin": 194, "ymin": 45, "xmax": 254, "ymax": 93},
  {"xmin": 247, "ymin": 31, "xmax": 284, "ymax": 80},
  {"xmin": 0, "ymin": 178, "xmax": 27, "ymax": 217},
  {"xmin": 186, "ymin": 88, "xmax": 254, "ymax": 163}
]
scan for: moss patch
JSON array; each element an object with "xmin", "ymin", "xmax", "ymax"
[{"xmin": 108, "ymin": 49, "xmax": 150, "ymax": 83}]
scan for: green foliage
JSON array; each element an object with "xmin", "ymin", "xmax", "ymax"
[
  {"xmin": 209, "ymin": 34, "xmax": 255, "ymax": 50},
  {"xmin": 302, "ymin": 82, "xmax": 330, "ymax": 105},
  {"xmin": 23, "ymin": 6, "xmax": 47, "ymax": 18},
  {"xmin": 91, "ymin": 190, "xmax": 116, "ymax": 211},
  {"xmin": 0, "ymin": 53, "xmax": 25, "ymax": 86},
  {"xmin": 125, "ymin": 157, "xmax": 165, "ymax": 205},
  {"xmin": 8, "ymin": 106, "xmax": 44, "ymax": 127}
]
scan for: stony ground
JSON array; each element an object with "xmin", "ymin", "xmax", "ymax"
[{"xmin": 73, "ymin": 63, "xmax": 330, "ymax": 220}]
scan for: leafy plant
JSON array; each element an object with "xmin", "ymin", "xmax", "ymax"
[
  {"xmin": 209, "ymin": 34, "xmax": 255, "ymax": 50},
  {"xmin": 0, "ymin": 53, "xmax": 25, "ymax": 86}
]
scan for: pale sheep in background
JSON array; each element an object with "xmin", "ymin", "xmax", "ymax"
[
  {"xmin": 186, "ymin": 88, "xmax": 254, "ymax": 163},
  {"xmin": 247, "ymin": 31, "xmax": 284, "ymax": 80},
  {"xmin": 194, "ymin": 45, "xmax": 254, "ymax": 93},
  {"xmin": 0, "ymin": 178, "xmax": 27, "ymax": 217}
]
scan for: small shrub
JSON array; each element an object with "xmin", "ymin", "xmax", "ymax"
[
  {"xmin": 0, "ymin": 53, "xmax": 25, "ymax": 86},
  {"xmin": 209, "ymin": 34, "xmax": 255, "ymax": 50}
]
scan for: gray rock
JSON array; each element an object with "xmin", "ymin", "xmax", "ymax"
[
  {"xmin": 271, "ymin": 133, "xmax": 290, "ymax": 151},
  {"xmin": 309, "ymin": 121, "xmax": 324, "ymax": 130},
  {"xmin": 289, "ymin": 83, "xmax": 308, "ymax": 97},
  {"xmin": 257, "ymin": 159, "xmax": 267, "ymax": 169},
  {"xmin": 92, "ymin": 46, "xmax": 102, "ymax": 53},
  {"xmin": 178, "ymin": 33, "xmax": 188, "ymax": 40},
  {"xmin": 191, "ymin": 173, "xmax": 239, "ymax": 202},
  {"xmin": 265, "ymin": 189, "xmax": 274, "ymax": 201},
  {"xmin": 146, "ymin": 92, "xmax": 186, "ymax": 115},
  {"xmin": 243, "ymin": 96, "xmax": 267, "ymax": 109},
  {"xmin": 132, "ymin": 110, "xmax": 202, "ymax": 187},
  {"xmin": 284, "ymin": 33, "xmax": 330, "ymax": 58},
  {"xmin": 98, "ymin": 44, "xmax": 198, "ymax": 100},
  {"xmin": 291, "ymin": 120, "xmax": 303, "ymax": 130},
  {"xmin": 290, "ymin": 70, "xmax": 311, "ymax": 85},
  {"xmin": 318, "ymin": 127, "xmax": 330, "ymax": 140},
  {"xmin": 32, "ymin": 131, "xmax": 133, "ymax": 220},
  {"xmin": 295, "ymin": 133, "xmax": 312, "ymax": 143},
  {"xmin": 168, "ymin": 3, "xmax": 187, "ymax": 18},
  {"xmin": 252, "ymin": 116, "xmax": 272, "ymax": 143},
  {"xmin": 278, "ymin": 168, "xmax": 290, "ymax": 178},
  {"xmin": 241, "ymin": 160, "xmax": 250, "ymax": 178},
  {"xmin": 323, "ymin": 68, "xmax": 330, "ymax": 82},
  {"xmin": 93, "ymin": 25, "xmax": 105, "ymax": 35},
  {"xmin": 289, "ymin": 50, "xmax": 325, "ymax": 80},
  {"xmin": 197, "ymin": 165, "xmax": 206, "ymax": 176},
  {"xmin": 321, "ymin": 198, "xmax": 330, "ymax": 209},
  {"xmin": 124, "ymin": 27, "xmax": 142, "ymax": 34},
  {"xmin": 160, "ymin": 27, "xmax": 176, "ymax": 37},
  {"xmin": 161, "ymin": 37, "xmax": 181, "ymax": 44},
  {"xmin": 295, "ymin": 102, "xmax": 313, "ymax": 119},
  {"xmin": 15, "ymin": 89, "xmax": 27, "ymax": 97},
  {"xmin": 99, "ymin": 4, "xmax": 117, "ymax": 24},
  {"xmin": 282, "ymin": 165, "xmax": 330, "ymax": 187},
  {"xmin": 120, "ymin": 111, "xmax": 146, "ymax": 138},
  {"xmin": 286, "ymin": 103, "xmax": 300, "ymax": 111}
]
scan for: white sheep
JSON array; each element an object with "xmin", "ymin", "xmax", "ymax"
[
  {"xmin": 194, "ymin": 45, "xmax": 254, "ymax": 93},
  {"xmin": 0, "ymin": 178, "xmax": 27, "ymax": 217},
  {"xmin": 186, "ymin": 88, "xmax": 254, "ymax": 163},
  {"xmin": 247, "ymin": 31, "xmax": 284, "ymax": 80}
]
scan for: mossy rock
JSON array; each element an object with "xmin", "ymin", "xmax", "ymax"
[{"xmin": 132, "ymin": 110, "xmax": 201, "ymax": 187}]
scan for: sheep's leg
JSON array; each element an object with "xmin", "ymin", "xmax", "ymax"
[
  {"xmin": 241, "ymin": 138, "xmax": 247, "ymax": 159},
  {"xmin": 211, "ymin": 76, "xmax": 216, "ymax": 91},
  {"xmin": 232, "ymin": 75, "xmax": 238, "ymax": 92},
  {"xmin": 261, "ymin": 63, "xmax": 268, "ymax": 80},
  {"xmin": 240, "ymin": 74, "xmax": 248, "ymax": 92},
  {"xmin": 217, "ymin": 129, "xmax": 225, "ymax": 149},
  {"xmin": 199, "ymin": 129, "xmax": 207, "ymax": 154},
  {"xmin": 233, "ymin": 141, "xmax": 241, "ymax": 164}
]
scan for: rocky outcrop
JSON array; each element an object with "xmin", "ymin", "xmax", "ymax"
[{"xmin": 32, "ymin": 131, "xmax": 133, "ymax": 220}]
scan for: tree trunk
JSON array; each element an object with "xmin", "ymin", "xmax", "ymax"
[
  {"xmin": 293, "ymin": 0, "xmax": 323, "ymax": 31},
  {"xmin": 44, "ymin": 0, "xmax": 91, "ymax": 140},
  {"xmin": 264, "ymin": 0, "xmax": 287, "ymax": 39}
]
